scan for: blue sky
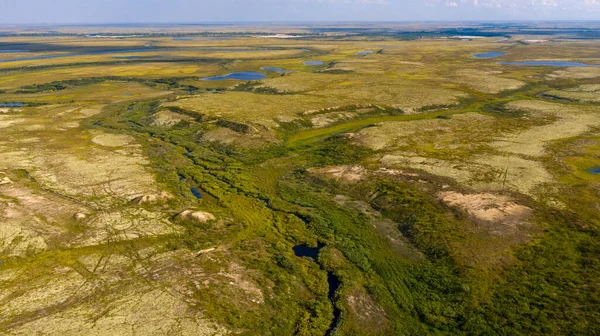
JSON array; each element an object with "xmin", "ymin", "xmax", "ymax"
[{"xmin": 1, "ymin": 0, "xmax": 599, "ymax": 24}]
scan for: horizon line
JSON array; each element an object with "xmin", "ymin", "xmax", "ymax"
[{"xmin": 2, "ymin": 20, "xmax": 600, "ymax": 27}]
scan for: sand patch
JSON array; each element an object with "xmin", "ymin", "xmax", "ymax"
[
  {"xmin": 438, "ymin": 190, "xmax": 537, "ymax": 269},
  {"xmin": 131, "ymin": 191, "xmax": 174, "ymax": 205},
  {"xmin": 309, "ymin": 165, "xmax": 367, "ymax": 183},
  {"xmin": 179, "ymin": 210, "xmax": 216, "ymax": 223},
  {"xmin": 152, "ymin": 110, "xmax": 195, "ymax": 127},
  {"xmin": 438, "ymin": 191, "xmax": 532, "ymax": 226}
]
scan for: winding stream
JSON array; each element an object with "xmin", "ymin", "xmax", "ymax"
[{"xmin": 293, "ymin": 244, "xmax": 342, "ymax": 335}]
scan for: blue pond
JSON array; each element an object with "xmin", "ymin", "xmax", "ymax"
[
  {"xmin": 0, "ymin": 50, "xmax": 28, "ymax": 53},
  {"xmin": 356, "ymin": 50, "xmax": 374, "ymax": 55},
  {"xmin": 588, "ymin": 167, "xmax": 600, "ymax": 175},
  {"xmin": 293, "ymin": 244, "xmax": 324, "ymax": 260},
  {"xmin": 498, "ymin": 61, "xmax": 599, "ymax": 67},
  {"xmin": 0, "ymin": 103, "xmax": 24, "ymax": 107},
  {"xmin": 303, "ymin": 60, "xmax": 324, "ymax": 66},
  {"xmin": 190, "ymin": 187, "xmax": 203, "ymax": 199},
  {"xmin": 172, "ymin": 37, "xmax": 193, "ymax": 41},
  {"xmin": 473, "ymin": 52, "xmax": 506, "ymax": 58},
  {"xmin": 200, "ymin": 72, "xmax": 267, "ymax": 81}
]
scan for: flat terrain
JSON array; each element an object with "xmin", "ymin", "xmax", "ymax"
[{"xmin": 0, "ymin": 25, "xmax": 599, "ymax": 335}]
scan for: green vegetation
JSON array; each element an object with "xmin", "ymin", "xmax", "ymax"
[{"xmin": 0, "ymin": 28, "xmax": 598, "ymax": 335}]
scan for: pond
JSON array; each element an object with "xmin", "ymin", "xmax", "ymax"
[
  {"xmin": 473, "ymin": 51, "xmax": 506, "ymax": 58},
  {"xmin": 0, "ymin": 103, "xmax": 24, "ymax": 107},
  {"xmin": 200, "ymin": 72, "xmax": 267, "ymax": 81},
  {"xmin": 498, "ymin": 61, "xmax": 599, "ymax": 67},
  {"xmin": 588, "ymin": 167, "xmax": 600, "ymax": 175},
  {"xmin": 190, "ymin": 187, "xmax": 203, "ymax": 199},
  {"xmin": 303, "ymin": 60, "xmax": 324, "ymax": 66},
  {"xmin": 0, "ymin": 50, "xmax": 28, "ymax": 53},
  {"xmin": 293, "ymin": 244, "xmax": 324, "ymax": 260},
  {"xmin": 356, "ymin": 50, "xmax": 373, "ymax": 55}
]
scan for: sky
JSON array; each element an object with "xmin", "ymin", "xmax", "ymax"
[{"xmin": 1, "ymin": 0, "xmax": 599, "ymax": 24}]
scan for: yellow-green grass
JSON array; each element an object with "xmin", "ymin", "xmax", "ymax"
[
  {"xmin": 2, "ymin": 82, "xmax": 173, "ymax": 103},
  {"xmin": 165, "ymin": 78, "xmax": 465, "ymax": 126},
  {"xmin": 288, "ymin": 109, "xmax": 472, "ymax": 148},
  {"xmin": 0, "ymin": 62, "xmax": 221, "ymax": 89}
]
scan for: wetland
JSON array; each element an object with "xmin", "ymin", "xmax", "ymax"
[{"xmin": 0, "ymin": 23, "xmax": 599, "ymax": 336}]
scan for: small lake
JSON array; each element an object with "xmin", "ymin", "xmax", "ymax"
[
  {"xmin": 356, "ymin": 50, "xmax": 374, "ymax": 55},
  {"xmin": 473, "ymin": 52, "xmax": 506, "ymax": 58},
  {"xmin": 303, "ymin": 61, "xmax": 324, "ymax": 66},
  {"xmin": 0, "ymin": 50, "xmax": 28, "ymax": 53},
  {"xmin": 588, "ymin": 167, "xmax": 600, "ymax": 175},
  {"xmin": 0, "ymin": 103, "xmax": 24, "ymax": 107},
  {"xmin": 190, "ymin": 187, "xmax": 203, "ymax": 199},
  {"xmin": 200, "ymin": 72, "xmax": 267, "ymax": 81},
  {"xmin": 293, "ymin": 244, "xmax": 324, "ymax": 260},
  {"xmin": 498, "ymin": 61, "xmax": 599, "ymax": 67}
]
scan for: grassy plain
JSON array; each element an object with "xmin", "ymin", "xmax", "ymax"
[{"xmin": 0, "ymin": 29, "xmax": 599, "ymax": 335}]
